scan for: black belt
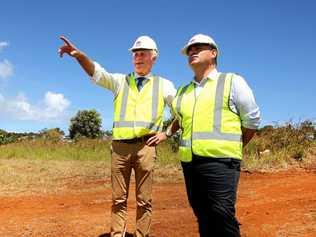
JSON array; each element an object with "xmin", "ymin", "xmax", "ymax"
[
  {"xmin": 192, "ymin": 154, "xmax": 241, "ymax": 163},
  {"xmin": 116, "ymin": 135, "xmax": 155, "ymax": 144}
]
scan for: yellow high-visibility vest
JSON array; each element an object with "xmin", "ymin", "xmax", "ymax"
[
  {"xmin": 172, "ymin": 73, "xmax": 243, "ymax": 162},
  {"xmin": 113, "ymin": 73, "xmax": 164, "ymax": 139}
]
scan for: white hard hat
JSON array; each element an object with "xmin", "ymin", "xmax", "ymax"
[
  {"xmin": 129, "ymin": 35, "xmax": 158, "ymax": 52},
  {"xmin": 181, "ymin": 34, "xmax": 218, "ymax": 55}
]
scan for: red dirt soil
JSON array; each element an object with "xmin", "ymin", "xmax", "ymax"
[{"xmin": 0, "ymin": 170, "xmax": 315, "ymax": 237}]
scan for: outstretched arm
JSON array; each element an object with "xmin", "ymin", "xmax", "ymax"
[{"xmin": 59, "ymin": 36, "xmax": 95, "ymax": 77}]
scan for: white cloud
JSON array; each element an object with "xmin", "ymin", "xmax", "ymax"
[
  {"xmin": 0, "ymin": 91, "xmax": 71, "ymax": 121},
  {"xmin": 44, "ymin": 92, "xmax": 70, "ymax": 112},
  {"xmin": 0, "ymin": 41, "xmax": 13, "ymax": 80},
  {"xmin": 0, "ymin": 41, "xmax": 9, "ymax": 52},
  {"xmin": 0, "ymin": 93, "xmax": 4, "ymax": 103},
  {"xmin": 42, "ymin": 92, "xmax": 71, "ymax": 119},
  {"xmin": 0, "ymin": 59, "xmax": 13, "ymax": 80}
]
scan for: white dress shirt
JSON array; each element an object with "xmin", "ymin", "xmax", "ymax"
[
  {"xmin": 91, "ymin": 62, "xmax": 176, "ymax": 107},
  {"xmin": 192, "ymin": 69, "xmax": 261, "ymax": 129}
]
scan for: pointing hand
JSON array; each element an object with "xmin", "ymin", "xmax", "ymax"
[{"xmin": 58, "ymin": 36, "xmax": 81, "ymax": 58}]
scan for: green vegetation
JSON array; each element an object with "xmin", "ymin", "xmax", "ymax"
[
  {"xmin": 0, "ymin": 129, "xmax": 39, "ymax": 145},
  {"xmin": 0, "ymin": 120, "xmax": 315, "ymax": 171},
  {"xmin": 0, "ymin": 137, "xmax": 180, "ymax": 168},
  {"xmin": 69, "ymin": 109, "xmax": 103, "ymax": 139},
  {"xmin": 244, "ymin": 120, "xmax": 315, "ymax": 170},
  {"xmin": 0, "ymin": 138, "xmax": 111, "ymax": 161}
]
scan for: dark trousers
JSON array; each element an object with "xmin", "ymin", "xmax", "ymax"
[{"xmin": 181, "ymin": 155, "xmax": 241, "ymax": 237}]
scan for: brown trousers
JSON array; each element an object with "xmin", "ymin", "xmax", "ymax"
[{"xmin": 110, "ymin": 140, "xmax": 156, "ymax": 237}]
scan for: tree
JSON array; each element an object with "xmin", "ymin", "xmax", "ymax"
[
  {"xmin": 40, "ymin": 128, "xmax": 65, "ymax": 141},
  {"xmin": 0, "ymin": 129, "xmax": 16, "ymax": 145},
  {"xmin": 69, "ymin": 109, "xmax": 102, "ymax": 139}
]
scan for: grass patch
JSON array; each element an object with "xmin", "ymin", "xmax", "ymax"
[
  {"xmin": 0, "ymin": 139, "xmax": 182, "ymax": 195},
  {"xmin": 0, "ymin": 159, "xmax": 110, "ymax": 196},
  {"xmin": 0, "ymin": 138, "xmax": 181, "ymax": 166},
  {"xmin": 0, "ymin": 138, "xmax": 111, "ymax": 161},
  {"xmin": 243, "ymin": 121, "xmax": 316, "ymax": 171},
  {"xmin": 1, "ymin": 121, "xmax": 316, "ymax": 196}
]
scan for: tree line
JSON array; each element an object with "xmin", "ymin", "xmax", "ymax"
[
  {"xmin": 1, "ymin": 110, "xmax": 315, "ymax": 154},
  {"xmin": 0, "ymin": 109, "xmax": 109, "ymax": 145}
]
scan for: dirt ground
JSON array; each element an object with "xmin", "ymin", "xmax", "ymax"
[{"xmin": 0, "ymin": 169, "xmax": 315, "ymax": 237}]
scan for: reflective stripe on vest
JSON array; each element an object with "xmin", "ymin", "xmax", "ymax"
[
  {"xmin": 176, "ymin": 73, "xmax": 242, "ymax": 161},
  {"xmin": 112, "ymin": 74, "xmax": 164, "ymax": 139},
  {"xmin": 113, "ymin": 121, "xmax": 161, "ymax": 131}
]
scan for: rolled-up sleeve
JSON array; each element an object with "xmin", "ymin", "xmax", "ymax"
[
  {"xmin": 91, "ymin": 62, "xmax": 125, "ymax": 95},
  {"xmin": 231, "ymin": 75, "xmax": 261, "ymax": 129},
  {"xmin": 161, "ymin": 78, "xmax": 177, "ymax": 107}
]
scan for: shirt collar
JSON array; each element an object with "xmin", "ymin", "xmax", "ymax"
[
  {"xmin": 134, "ymin": 72, "xmax": 152, "ymax": 80},
  {"xmin": 192, "ymin": 68, "xmax": 219, "ymax": 86}
]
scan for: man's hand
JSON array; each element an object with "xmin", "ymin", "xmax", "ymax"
[
  {"xmin": 58, "ymin": 36, "xmax": 81, "ymax": 58},
  {"xmin": 146, "ymin": 132, "xmax": 168, "ymax": 146},
  {"xmin": 58, "ymin": 35, "xmax": 95, "ymax": 76}
]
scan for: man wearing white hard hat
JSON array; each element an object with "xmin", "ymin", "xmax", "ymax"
[
  {"xmin": 169, "ymin": 34, "xmax": 261, "ymax": 236},
  {"xmin": 59, "ymin": 35, "xmax": 176, "ymax": 237}
]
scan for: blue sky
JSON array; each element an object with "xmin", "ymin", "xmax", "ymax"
[{"xmin": 1, "ymin": 0, "xmax": 315, "ymax": 133}]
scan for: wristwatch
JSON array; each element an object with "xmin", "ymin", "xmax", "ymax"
[{"xmin": 165, "ymin": 127, "xmax": 172, "ymax": 138}]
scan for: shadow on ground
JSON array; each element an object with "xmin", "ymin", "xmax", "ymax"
[{"xmin": 99, "ymin": 233, "xmax": 134, "ymax": 237}]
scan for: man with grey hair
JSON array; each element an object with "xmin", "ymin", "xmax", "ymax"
[{"xmin": 59, "ymin": 35, "xmax": 176, "ymax": 237}]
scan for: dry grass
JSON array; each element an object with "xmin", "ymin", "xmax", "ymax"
[
  {"xmin": 0, "ymin": 160, "xmax": 184, "ymax": 197},
  {"xmin": 0, "ymin": 139, "xmax": 182, "ymax": 196},
  {"xmin": 0, "ymin": 159, "xmax": 110, "ymax": 196},
  {"xmin": 1, "ymin": 122, "xmax": 315, "ymax": 196},
  {"xmin": 243, "ymin": 121, "xmax": 316, "ymax": 171}
]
